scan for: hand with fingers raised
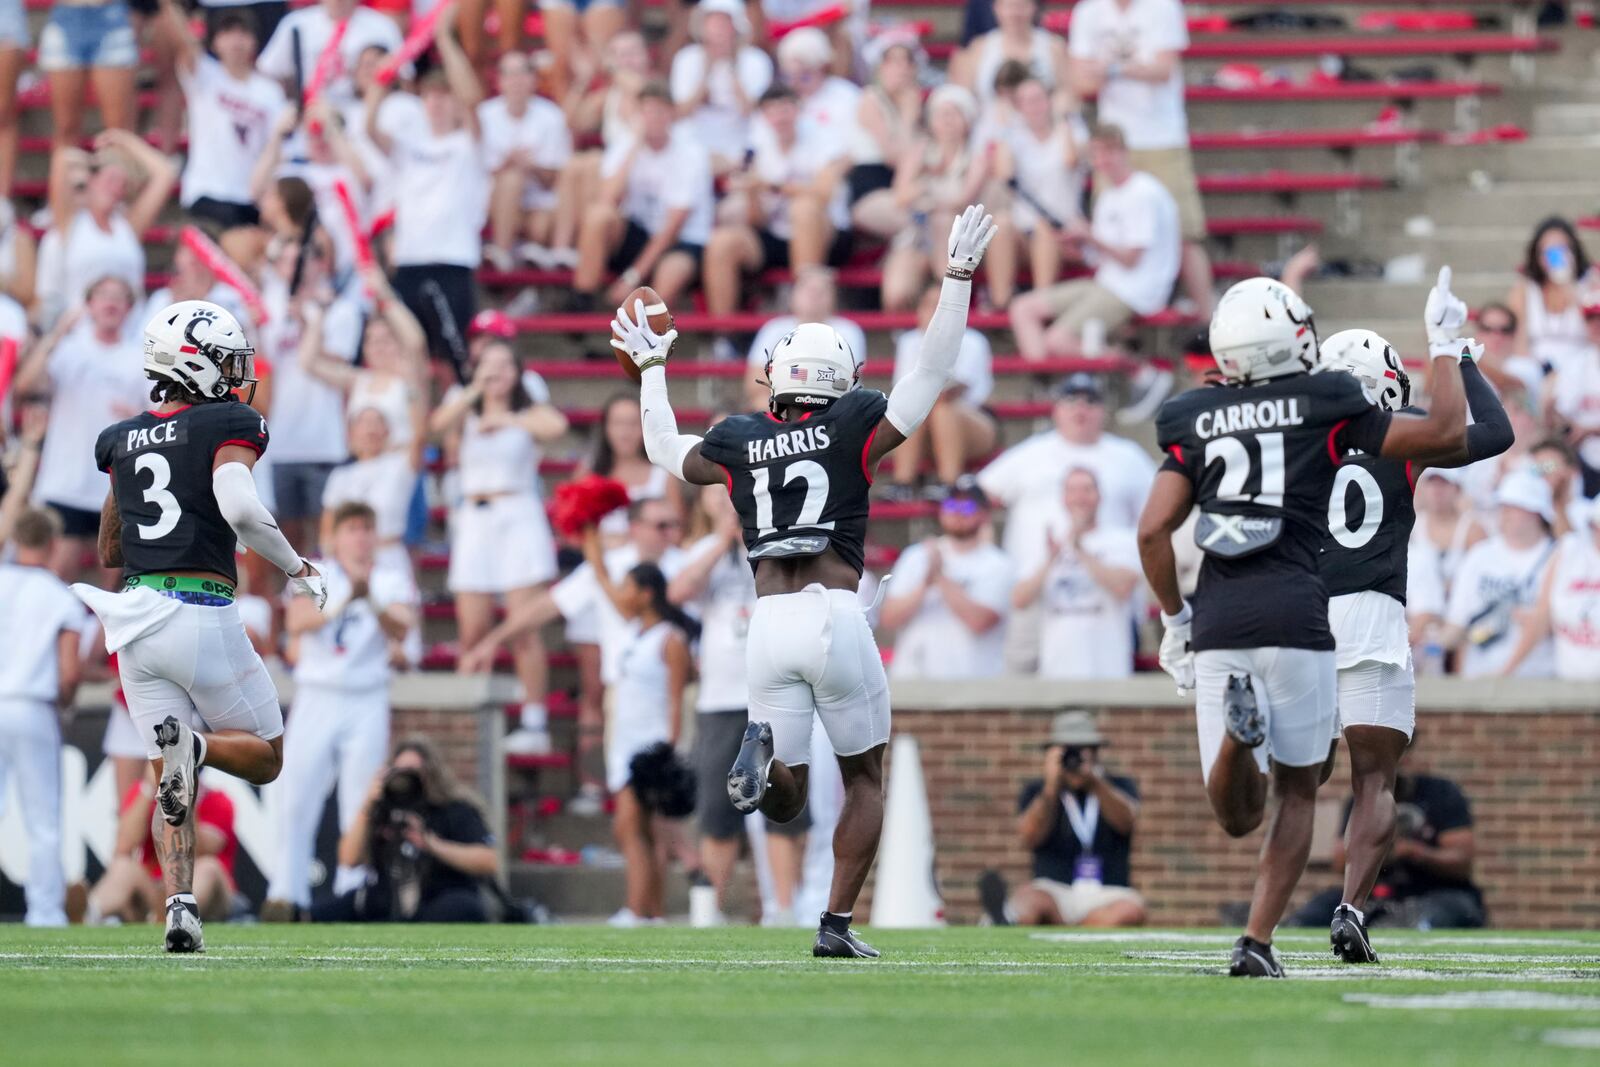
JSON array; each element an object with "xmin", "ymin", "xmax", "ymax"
[{"xmin": 946, "ymin": 203, "xmax": 999, "ymax": 281}]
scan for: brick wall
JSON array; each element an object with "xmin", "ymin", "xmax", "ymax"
[{"xmin": 874, "ymin": 705, "xmax": 1600, "ymax": 929}]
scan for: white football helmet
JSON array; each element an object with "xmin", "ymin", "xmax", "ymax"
[
  {"xmin": 1317, "ymin": 328, "xmax": 1412, "ymax": 412},
  {"xmin": 1209, "ymin": 277, "xmax": 1318, "ymax": 384},
  {"xmin": 764, "ymin": 322, "xmax": 858, "ymax": 412},
  {"xmin": 143, "ymin": 300, "xmax": 256, "ymax": 401}
]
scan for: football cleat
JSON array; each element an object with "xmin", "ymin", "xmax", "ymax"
[
  {"xmin": 164, "ymin": 901, "xmax": 205, "ymax": 953},
  {"xmin": 1331, "ymin": 903, "xmax": 1378, "ymax": 963},
  {"xmin": 727, "ymin": 721, "xmax": 774, "ymax": 815},
  {"xmin": 1228, "ymin": 935, "xmax": 1284, "ymax": 978},
  {"xmin": 977, "ymin": 869, "xmax": 1012, "ymax": 926},
  {"xmin": 1223, "ymin": 675, "xmax": 1266, "ymax": 749},
  {"xmin": 154, "ymin": 716, "xmax": 198, "ymax": 827},
  {"xmin": 814, "ymin": 924, "xmax": 881, "ymax": 959}
]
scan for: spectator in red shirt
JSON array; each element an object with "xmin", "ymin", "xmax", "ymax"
[{"xmin": 85, "ymin": 770, "xmax": 238, "ymax": 923}]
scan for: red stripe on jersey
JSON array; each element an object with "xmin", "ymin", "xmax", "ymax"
[
  {"xmin": 715, "ymin": 462, "xmax": 733, "ymax": 495},
  {"xmin": 1167, "ymin": 443, "xmax": 1184, "ymax": 466},
  {"xmin": 214, "ymin": 439, "xmax": 265, "ymax": 458},
  {"xmin": 861, "ymin": 425, "xmax": 880, "ymax": 485},
  {"xmin": 1327, "ymin": 418, "xmax": 1350, "ymax": 466},
  {"xmin": 1405, "ymin": 460, "xmax": 1418, "ymax": 492},
  {"xmin": 148, "ymin": 404, "xmax": 192, "ymax": 418}
]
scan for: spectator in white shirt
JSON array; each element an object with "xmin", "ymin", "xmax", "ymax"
[
  {"xmin": 1543, "ymin": 299, "xmax": 1600, "ymax": 497},
  {"xmin": 1529, "ymin": 438, "xmax": 1590, "ymax": 539},
  {"xmin": 573, "ymin": 81, "xmax": 711, "ymax": 311},
  {"xmin": 670, "ymin": 0, "xmax": 772, "ymax": 176},
  {"xmin": 1502, "ymin": 497, "xmax": 1600, "ymax": 681},
  {"xmin": 14, "ymin": 275, "xmax": 146, "ymax": 580},
  {"xmin": 950, "ymin": 0, "xmax": 1071, "ymax": 109},
  {"xmin": 1068, "ymin": 0, "xmax": 1212, "ymax": 317},
  {"xmin": 364, "ymin": 16, "xmax": 487, "ymax": 381},
  {"xmin": 881, "ymin": 478, "xmax": 1014, "ymax": 679},
  {"xmin": 1441, "ymin": 470, "xmax": 1558, "ymax": 678},
  {"xmin": 162, "ymin": 0, "xmax": 287, "ymax": 232},
  {"xmin": 992, "ymin": 73, "xmax": 1088, "ymax": 295},
  {"xmin": 885, "ymin": 284, "xmax": 997, "ymax": 495},
  {"xmin": 1012, "ymin": 467, "xmax": 1141, "ymax": 679},
  {"xmin": 775, "ymin": 27, "xmax": 859, "ymax": 148},
  {"xmin": 703, "ymin": 85, "xmax": 852, "ymax": 321},
  {"xmin": 479, "ymin": 51, "xmax": 574, "ymax": 272},
  {"xmin": 847, "ymin": 33, "xmax": 925, "ymax": 238},
  {"xmin": 257, "ymin": 0, "xmax": 403, "ymax": 109},
  {"xmin": 739, "ymin": 266, "xmax": 865, "ymax": 406}
]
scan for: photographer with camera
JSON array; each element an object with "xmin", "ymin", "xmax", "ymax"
[
  {"xmin": 978, "ymin": 711, "xmax": 1146, "ymax": 927},
  {"xmin": 311, "ymin": 736, "xmax": 499, "ymax": 923}
]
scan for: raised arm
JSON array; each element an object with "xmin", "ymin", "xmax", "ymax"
[
  {"xmin": 434, "ymin": 5, "xmax": 483, "ymax": 136},
  {"xmin": 0, "ymin": 405, "xmax": 46, "ymax": 549},
  {"xmin": 868, "ymin": 205, "xmax": 998, "ymax": 467},
  {"xmin": 1425, "ymin": 355, "xmax": 1515, "ymax": 471},
  {"xmin": 157, "ymin": 0, "xmax": 200, "ymax": 76},
  {"xmin": 97, "ymin": 130, "xmax": 180, "ymax": 237},
  {"xmin": 611, "ymin": 300, "xmax": 724, "ymax": 486},
  {"xmin": 1369, "ymin": 268, "xmax": 1473, "ymax": 463}
]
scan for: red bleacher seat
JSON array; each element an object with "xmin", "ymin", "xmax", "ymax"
[
  {"xmin": 1197, "ymin": 172, "xmax": 1389, "ymax": 194},
  {"xmin": 1184, "ymin": 33, "xmax": 1556, "ymax": 59},
  {"xmin": 1186, "ymin": 81, "xmax": 1498, "ymax": 102},
  {"xmin": 1205, "ymin": 215, "xmax": 1324, "ymax": 236}
]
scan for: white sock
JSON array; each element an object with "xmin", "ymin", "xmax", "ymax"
[
  {"xmin": 194, "ymin": 732, "xmax": 208, "ymax": 768},
  {"xmin": 1345, "ymin": 904, "xmax": 1366, "ymax": 925},
  {"xmin": 520, "ymin": 703, "xmax": 548, "ymax": 732},
  {"xmin": 167, "ymin": 893, "xmax": 199, "ymax": 916}
]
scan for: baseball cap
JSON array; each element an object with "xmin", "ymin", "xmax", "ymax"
[
  {"xmin": 941, "ymin": 475, "xmax": 989, "ymax": 510},
  {"xmin": 1054, "ymin": 373, "xmax": 1104, "ymax": 402},
  {"xmin": 1495, "ymin": 469, "xmax": 1556, "ymax": 524}
]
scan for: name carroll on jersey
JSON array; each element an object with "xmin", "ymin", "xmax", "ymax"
[{"xmin": 1193, "ymin": 398, "xmax": 1307, "ymax": 439}]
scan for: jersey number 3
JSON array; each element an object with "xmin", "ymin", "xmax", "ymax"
[
  {"xmin": 134, "ymin": 453, "xmax": 182, "ymax": 540},
  {"xmin": 751, "ymin": 460, "xmax": 834, "ymax": 538}
]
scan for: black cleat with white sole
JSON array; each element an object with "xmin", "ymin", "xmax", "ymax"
[
  {"xmin": 814, "ymin": 925, "xmax": 880, "ymax": 959},
  {"xmin": 1330, "ymin": 903, "xmax": 1378, "ymax": 963},
  {"xmin": 1223, "ymin": 674, "xmax": 1265, "ymax": 749},
  {"xmin": 1228, "ymin": 935, "xmax": 1284, "ymax": 977},
  {"xmin": 727, "ymin": 721, "xmax": 774, "ymax": 815},
  {"xmin": 154, "ymin": 716, "xmax": 198, "ymax": 827}
]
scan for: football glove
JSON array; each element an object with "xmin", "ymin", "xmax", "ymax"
[
  {"xmin": 1424, "ymin": 265, "xmax": 1470, "ymax": 359},
  {"xmin": 1158, "ymin": 602, "xmax": 1196, "ymax": 695},
  {"xmin": 946, "ymin": 203, "xmax": 998, "ymax": 280},
  {"xmin": 288, "ymin": 560, "xmax": 328, "ymax": 612},
  {"xmin": 610, "ymin": 299, "xmax": 679, "ymax": 373}
]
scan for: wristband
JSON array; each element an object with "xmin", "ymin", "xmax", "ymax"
[
  {"xmin": 1161, "ymin": 602, "xmax": 1192, "ymax": 627},
  {"xmin": 1428, "ymin": 340, "xmax": 1465, "ymax": 362}
]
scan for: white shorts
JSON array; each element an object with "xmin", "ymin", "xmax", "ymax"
[
  {"xmin": 745, "ymin": 585, "xmax": 890, "ymax": 767},
  {"xmin": 1194, "ymin": 646, "xmax": 1336, "ymax": 783},
  {"xmin": 447, "ymin": 493, "xmax": 558, "ymax": 594},
  {"xmin": 1335, "ymin": 658, "xmax": 1416, "ymax": 739},
  {"xmin": 1029, "ymin": 878, "xmax": 1145, "ymax": 925},
  {"xmin": 115, "ymin": 601, "xmax": 284, "ymax": 759},
  {"xmin": 101, "ymin": 701, "xmax": 148, "ymax": 760}
]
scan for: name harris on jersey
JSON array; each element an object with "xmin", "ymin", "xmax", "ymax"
[
  {"xmin": 745, "ymin": 424, "xmax": 832, "ymax": 465},
  {"xmin": 1193, "ymin": 398, "xmax": 1307, "ymax": 439}
]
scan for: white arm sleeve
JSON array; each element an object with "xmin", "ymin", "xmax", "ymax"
[
  {"xmin": 639, "ymin": 365, "xmax": 704, "ymax": 479},
  {"xmin": 213, "ymin": 461, "xmax": 304, "ymax": 576},
  {"xmin": 886, "ymin": 276, "xmax": 971, "ymax": 436}
]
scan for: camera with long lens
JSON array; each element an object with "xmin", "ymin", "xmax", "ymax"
[
  {"xmin": 364, "ymin": 767, "xmax": 428, "ymax": 920},
  {"xmin": 1060, "ymin": 747, "xmax": 1085, "ymax": 772}
]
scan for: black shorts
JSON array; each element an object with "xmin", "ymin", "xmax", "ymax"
[
  {"xmin": 695, "ymin": 710, "xmax": 810, "ymax": 840},
  {"xmin": 392, "ymin": 263, "xmax": 476, "ymax": 381},
  {"xmin": 46, "ymin": 501, "xmax": 101, "ymax": 539},
  {"xmin": 606, "ymin": 219, "xmax": 705, "ymax": 278},
  {"xmin": 755, "ymin": 228, "xmax": 854, "ymax": 273},
  {"xmin": 188, "ymin": 196, "xmax": 261, "ymax": 231},
  {"xmin": 846, "ymin": 163, "xmax": 893, "ymax": 204}
]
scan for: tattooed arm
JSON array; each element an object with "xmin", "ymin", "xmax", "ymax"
[{"xmin": 98, "ymin": 490, "xmax": 124, "ymax": 569}]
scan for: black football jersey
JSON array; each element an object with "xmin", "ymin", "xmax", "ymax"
[
  {"xmin": 1319, "ymin": 431, "xmax": 1419, "ymax": 604},
  {"xmin": 1156, "ymin": 372, "xmax": 1391, "ymax": 651},
  {"xmin": 698, "ymin": 388, "xmax": 889, "ymax": 576},
  {"xmin": 95, "ymin": 401, "xmax": 270, "ymax": 583}
]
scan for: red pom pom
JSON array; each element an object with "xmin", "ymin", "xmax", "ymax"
[{"xmin": 549, "ymin": 475, "xmax": 632, "ymax": 538}]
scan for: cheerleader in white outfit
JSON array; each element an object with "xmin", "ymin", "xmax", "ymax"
[
  {"xmin": 430, "ymin": 340, "xmax": 569, "ymax": 754},
  {"xmin": 579, "ymin": 526, "xmax": 696, "ymax": 927}
]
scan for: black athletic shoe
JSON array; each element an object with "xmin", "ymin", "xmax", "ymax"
[
  {"xmin": 814, "ymin": 925, "xmax": 881, "ymax": 959},
  {"xmin": 1223, "ymin": 675, "xmax": 1266, "ymax": 748},
  {"xmin": 727, "ymin": 721, "xmax": 774, "ymax": 815},
  {"xmin": 154, "ymin": 716, "xmax": 198, "ymax": 827},
  {"xmin": 1228, "ymin": 935, "xmax": 1284, "ymax": 978},
  {"xmin": 978, "ymin": 869, "xmax": 1012, "ymax": 926},
  {"xmin": 164, "ymin": 900, "xmax": 205, "ymax": 953},
  {"xmin": 1330, "ymin": 903, "xmax": 1378, "ymax": 963}
]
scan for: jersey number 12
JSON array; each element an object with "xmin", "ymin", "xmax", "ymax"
[{"xmin": 751, "ymin": 460, "xmax": 834, "ymax": 538}]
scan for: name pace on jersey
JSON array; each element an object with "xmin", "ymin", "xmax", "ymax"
[
  {"xmin": 1193, "ymin": 398, "xmax": 1307, "ymax": 439},
  {"xmin": 745, "ymin": 424, "xmax": 832, "ymax": 464}
]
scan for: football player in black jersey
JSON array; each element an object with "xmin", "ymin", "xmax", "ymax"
[
  {"xmin": 1136, "ymin": 270, "xmax": 1477, "ymax": 977},
  {"xmin": 610, "ymin": 204, "xmax": 997, "ymax": 958},
  {"xmin": 1313, "ymin": 309, "xmax": 1512, "ymax": 964},
  {"xmin": 72, "ymin": 300, "xmax": 327, "ymax": 953}
]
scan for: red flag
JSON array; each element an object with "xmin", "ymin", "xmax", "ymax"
[
  {"xmin": 374, "ymin": 1, "xmax": 451, "ymax": 87},
  {"xmin": 180, "ymin": 226, "xmax": 270, "ymax": 327}
]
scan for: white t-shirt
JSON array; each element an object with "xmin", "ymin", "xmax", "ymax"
[
  {"xmin": 291, "ymin": 558, "xmax": 416, "ymax": 691},
  {"xmin": 179, "ymin": 55, "xmax": 289, "ymax": 207},
  {"xmin": 256, "ymin": 281, "xmax": 362, "ymax": 464},
  {"xmin": 36, "ymin": 211, "xmax": 145, "ymax": 323},
  {"xmin": 477, "ymin": 95, "xmax": 572, "ymax": 211},
  {"xmin": 748, "ymin": 123, "xmax": 851, "ymax": 239},
  {"xmin": 600, "ymin": 128, "xmax": 715, "ymax": 247},
  {"xmin": 1549, "ymin": 532, "xmax": 1600, "ymax": 681},
  {"xmin": 1445, "ymin": 535, "xmax": 1556, "ymax": 678},
  {"xmin": 747, "ymin": 315, "xmax": 867, "ymax": 370},
  {"xmin": 1068, "ymin": 0, "xmax": 1189, "ymax": 150},
  {"xmin": 0, "ymin": 563, "xmax": 82, "ymax": 703},
  {"xmin": 888, "ymin": 538, "xmax": 1013, "ymax": 680},
  {"xmin": 669, "ymin": 45, "xmax": 773, "ymax": 162},
  {"xmin": 978, "ymin": 430, "xmax": 1157, "ymax": 572},
  {"xmin": 322, "ymin": 451, "xmax": 415, "ymax": 542},
  {"xmin": 383, "ymin": 109, "xmax": 489, "ymax": 268},
  {"xmin": 893, "ymin": 325, "xmax": 993, "ymax": 407},
  {"xmin": 1091, "ymin": 171, "xmax": 1181, "ymax": 316},
  {"xmin": 797, "ymin": 76, "xmax": 861, "ymax": 147},
  {"xmin": 550, "ymin": 544, "xmax": 688, "ymax": 685},
  {"xmin": 1551, "ymin": 345, "xmax": 1600, "ymax": 470},
  {"xmin": 682, "ymin": 534, "xmax": 758, "ymax": 712},
  {"xmin": 1036, "ymin": 526, "xmax": 1141, "ymax": 679},
  {"xmin": 33, "ymin": 326, "xmax": 149, "ymax": 511},
  {"xmin": 256, "ymin": 6, "xmax": 404, "ymax": 108}
]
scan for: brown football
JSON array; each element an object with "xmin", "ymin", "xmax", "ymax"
[{"xmin": 611, "ymin": 285, "xmax": 675, "ymax": 382}]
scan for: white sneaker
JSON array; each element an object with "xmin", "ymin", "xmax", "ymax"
[
  {"xmin": 516, "ymin": 241, "xmax": 556, "ymax": 269},
  {"xmin": 164, "ymin": 901, "xmax": 205, "ymax": 953},
  {"xmin": 504, "ymin": 727, "xmax": 553, "ymax": 757},
  {"xmin": 608, "ymin": 907, "xmax": 642, "ymax": 928},
  {"xmin": 566, "ymin": 783, "xmax": 604, "ymax": 816},
  {"xmin": 153, "ymin": 716, "xmax": 197, "ymax": 827},
  {"xmin": 545, "ymin": 246, "xmax": 579, "ymax": 270},
  {"xmin": 482, "ymin": 244, "xmax": 515, "ymax": 272},
  {"xmin": 1116, "ymin": 365, "xmax": 1176, "ymax": 427}
]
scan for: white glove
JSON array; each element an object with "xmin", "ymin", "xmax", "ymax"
[
  {"xmin": 946, "ymin": 203, "xmax": 998, "ymax": 280},
  {"xmin": 609, "ymin": 299, "xmax": 679, "ymax": 373},
  {"xmin": 1424, "ymin": 265, "xmax": 1469, "ymax": 358},
  {"xmin": 288, "ymin": 560, "xmax": 327, "ymax": 612},
  {"xmin": 1459, "ymin": 336, "xmax": 1485, "ymax": 363},
  {"xmin": 1158, "ymin": 602, "xmax": 1196, "ymax": 694}
]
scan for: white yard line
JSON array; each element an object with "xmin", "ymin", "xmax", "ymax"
[{"xmin": 1346, "ymin": 991, "xmax": 1600, "ymax": 1011}]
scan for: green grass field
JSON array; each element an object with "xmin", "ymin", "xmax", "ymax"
[{"xmin": 2, "ymin": 925, "xmax": 1598, "ymax": 1065}]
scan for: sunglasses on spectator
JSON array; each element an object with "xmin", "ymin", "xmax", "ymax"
[{"xmin": 941, "ymin": 499, "xmax": 982, "ymax": 516}]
